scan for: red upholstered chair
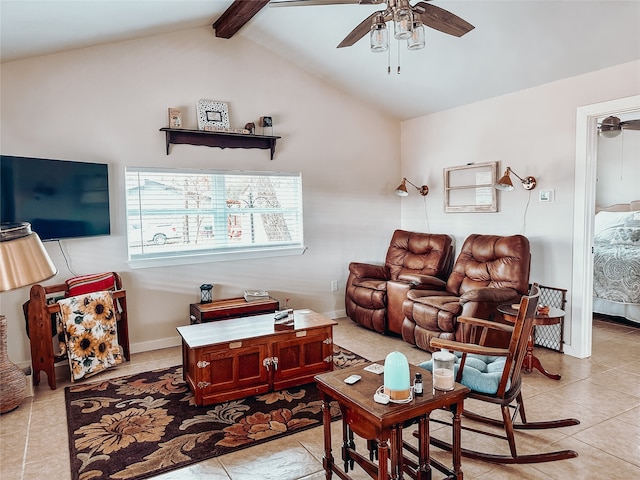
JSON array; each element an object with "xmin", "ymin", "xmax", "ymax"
[
  {"xmin": 345, "ymin": 230, "xmax": 453, "ymax": 335},
  {"xmin": 402, "ymin": 234, "xmax": 530, "ymax": 352}
]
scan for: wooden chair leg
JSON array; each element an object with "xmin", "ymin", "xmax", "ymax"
[
  {"xmin": 516, "ymin": 393, "xmax": 527, "ymax": 424},
  {"xmin": 501, "ymin": 404, "xmax": 518, "ymax": 458}
]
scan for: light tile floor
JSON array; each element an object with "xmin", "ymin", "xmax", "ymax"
[{"xmin": 1, "ymin": 315, "xmax": 639, "ymax": 479}]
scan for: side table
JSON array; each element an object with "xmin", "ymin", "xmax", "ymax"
[
  {"xmin": 315, "ymin": 361, "xmax": 469, "ymax": 480},
  {"xmin": 498, "ymin": 304, "xmax": 564, "ymax": 380}
]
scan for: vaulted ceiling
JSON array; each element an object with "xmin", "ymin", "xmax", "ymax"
[{"xmin": 1, "ymin": 1, "xmax": 639, "ymax": 121}]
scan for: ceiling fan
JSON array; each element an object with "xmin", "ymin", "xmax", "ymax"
[
  {"xmin": 598, "ymin": 116, "xmax": 640, "ymax": 138},
  {"xmin": 270, "ymin": 0, "xmax": 474, "ymax": 48},
  {"xmin": 213, "ymin": 0, "xmax": 474, "ymax": 48}
]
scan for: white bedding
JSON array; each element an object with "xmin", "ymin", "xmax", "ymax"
[{"xmin": 593, "ymin": 210, "xmax": 640, "ymax": 324}]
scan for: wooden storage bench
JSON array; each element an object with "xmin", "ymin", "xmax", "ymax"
[{"xmin": 177, "ymin": 310, "xmax": 336, "ymax": 406}]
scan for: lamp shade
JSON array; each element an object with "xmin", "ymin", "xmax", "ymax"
[
  {"xmin": 0, "ymin": 223, "xmax": 57, "ymax": 292},
  {"xmin": 393, "ymin": 7, "xmax": 413, "ymax": 40},
  {"xmin": 407, "ymin": 21, "xmax": 425, "ymax": 50},
  {"xmin": 370, "ymin": 14, "xmax": 389, "ymax": 52},
  {"xmin": 495, "ymin": 169, "xmax": 515, "ymax": 191},
  {"xmin": 394, "ymin": 179, "xmax": 409, "ymax": 196},
  {"xmin": 383, "ymin": 351, "xmax": 411, "ymax": 401}
]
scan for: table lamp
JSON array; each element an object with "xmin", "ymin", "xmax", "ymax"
[
  {"xmin": 0, "ymin": 222, "xmax": 57, "ymax": 414},
  {"xmin": 383, "ymin": 351, "xmax": 411, "ymax": 401}
]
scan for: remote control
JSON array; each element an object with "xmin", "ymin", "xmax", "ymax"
[
  {"xmin": 274, "ymin": 311, "xmax": 289, "ymax": 320},
  {"xmin": 343, "ymin": 374, "xmax": 361, "ymax": 385}
]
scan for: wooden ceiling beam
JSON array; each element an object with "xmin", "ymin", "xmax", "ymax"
[{"xmin": 213, "ymin": 0, "xmax": 270, "ymax": 39}]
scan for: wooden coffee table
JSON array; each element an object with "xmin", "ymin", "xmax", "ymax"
[
  {"xmin": 315, "ymin": 361, "xmax": 469, "ymax": 480},
  {"xmin": 177, "ymin": 309, "xmax": 336, "ymax": 406}
]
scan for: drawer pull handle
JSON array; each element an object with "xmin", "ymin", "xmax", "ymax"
[
  {"xmin": 323, "ymin": 337, "xmax": 332, "ymax": 344},
  {"xmin": 262, "ymin": 357, "xmax": 279, "ymax": 371},
  {"xmin": 229, "ymin": 341, "xmax": 242, "ymax": 349},
  {"xmin": 296, "ymin": 330, "xmax": 307, "ymax": 337},
  {"xmin": 197, "ymin": 381, "xmax": 211, "ymax": 388},
  {"xmin": 196, "ymin": 360, "xmax": 210, "ymax": 368}
]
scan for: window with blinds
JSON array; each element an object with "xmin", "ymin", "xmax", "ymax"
[{"xmin": 125, "ymin": 167, "xmax": 305, "ymax": 266}]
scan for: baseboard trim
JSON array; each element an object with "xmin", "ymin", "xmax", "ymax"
[{"xmin": 130, "ymin": 336, "xmax": 181, "ymax": 354}]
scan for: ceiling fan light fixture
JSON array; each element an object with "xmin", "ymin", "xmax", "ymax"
[
  {"xmin": 407, "ymin": 21, "xmax": 425, "ymax": 50},
  {"xmin": 370, "ymin": 14, "xmax": 389, "ymax": 52},
  {"xmin": 598, "ymin": 115, "xmax": 622, "ymax": 138},
  {"xmin": 393, "ymin": 7, "xmax": 413, "ymax": 40},
  {"xmin": 599, "ymin": 128, "xmax": 622, "ymax": 138}
]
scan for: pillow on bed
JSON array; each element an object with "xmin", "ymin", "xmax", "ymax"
[
  {"xmin": 624, "ymin": 212, "xmax": 640, "ymax": 228},
  {"xmin": 610, "ymin": 227, "xmax": 640, "ymax": 246},
  {"xmin": 594, "ymin": 211, "xmax": 633, "ymax": 236}
]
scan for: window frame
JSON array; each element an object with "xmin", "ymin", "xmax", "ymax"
[{"xmin": 125, "ymin": 166, "xmax": 306, "ymax": 269}]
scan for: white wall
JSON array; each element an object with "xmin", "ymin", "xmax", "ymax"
[
  {"xmin": 1, "ymin": 28, "xmax": 401, "ymax": 365},
  {"xmin": 596, "ymin": 126, "xmax": 640, "ymax": 207},
  {"xmin": 401, "ymin": 60, "xmax": 640, "ymax": 354}
]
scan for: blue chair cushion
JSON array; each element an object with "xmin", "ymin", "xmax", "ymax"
[{"xmin": 418, "ymin": 352, "xmax": 509, "ymax": 395}]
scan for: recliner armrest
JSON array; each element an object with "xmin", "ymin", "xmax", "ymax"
[
  {"xmin": 348, "ymin": 262, "xmax": 389, "ymax": 280},
  {"xmin": 397, "ymin": 273, "xmax": 446, "ymax": 289},
  {"xmin": 459, "ymin": 287, "xmax": 519, "ymax": 304}
]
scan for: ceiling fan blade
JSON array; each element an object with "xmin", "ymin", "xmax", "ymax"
[
  {"xmin": 415, "ymin": 2, "xmax": 474, "ymax": 37},
  {"xmin": 269, "ymin": 0, "xmax": 381, "ymax": 7},
  {"xmin": 621, "ymin": 119, "xmax": 640, "ymax": 130},
  {"xmin": 213, "ymin": 0, "xmax": 270, "ymax": 39},
  {"xmin": 337, "ymin": 11, "xmax": 382, "ymax": 48}
]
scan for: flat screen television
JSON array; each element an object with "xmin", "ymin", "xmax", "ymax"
[{"xmin": 1, "ymin": 155, "xmax": 111, "ymax": 241}]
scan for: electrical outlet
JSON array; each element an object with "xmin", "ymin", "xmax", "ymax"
[{"xmin": 331, "ymin": 280, "xmax": 338, "ymax": 292}]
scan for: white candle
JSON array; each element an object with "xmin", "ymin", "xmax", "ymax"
[{"xmin": 433, "ymin": 368, "xmax": 455, "ymax": 391}]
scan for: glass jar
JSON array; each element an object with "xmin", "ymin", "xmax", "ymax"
[{"xmin": 432, "ymin": 350, "xmax": 456, "ymax": 391}]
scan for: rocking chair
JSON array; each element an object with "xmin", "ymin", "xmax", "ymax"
[{"xmin": 418, "ymin": 283, "xmax": 580, "ymax": 464}]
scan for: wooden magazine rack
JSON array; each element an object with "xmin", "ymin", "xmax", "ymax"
[{"xmin": 26, "ymin": 273, "xmax": 130, "ymax": 390}]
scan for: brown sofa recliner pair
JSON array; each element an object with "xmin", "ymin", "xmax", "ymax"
[
  {"xmin": 402, "ymin": 234, "xmax": 531, "ymax": 352},
  {"xmin": 345, "ymin": 230, "xmax": 454, "ymax": 335},
  {"xmin": 346, "ymin": 232, "xmax": 531, "ymax": 353}
]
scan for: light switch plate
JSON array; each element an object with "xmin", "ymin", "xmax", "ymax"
[{"xmin": 539, "ymin": 189, "xmax": 554, "ymax": 203}]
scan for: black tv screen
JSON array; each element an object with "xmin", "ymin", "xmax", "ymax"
[{"xmin": 1, "ymin": 155, "xmax": 111, "ymax": 241}]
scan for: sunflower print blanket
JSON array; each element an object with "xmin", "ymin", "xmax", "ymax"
[{"xmin": 57, "ymin": 291, "xmax": 123, "ymax": 381}]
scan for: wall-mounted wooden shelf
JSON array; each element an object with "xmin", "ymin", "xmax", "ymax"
[{"xmin": 160, "ymin": 128, "xmax": 281, "ymax": 160}]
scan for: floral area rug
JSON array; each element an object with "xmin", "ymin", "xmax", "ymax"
[{"xmin": 64, "ymin": 345, "xmax": 367, "ymax": 480}]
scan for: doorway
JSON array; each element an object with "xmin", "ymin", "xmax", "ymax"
[{"xmin": 569, "ymin": 95, "xmax": 640, "ymax": 359}]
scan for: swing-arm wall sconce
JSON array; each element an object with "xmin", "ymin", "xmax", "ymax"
[
  {"xmin": 495, "ymin": 167, "xmax": 537, "ymax": 191},
  {"xmin": 394, "ymin": 178, "xmax": 429, "ymax": 196}
]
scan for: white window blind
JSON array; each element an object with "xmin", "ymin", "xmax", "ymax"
[{"xmin": 125, "ymin": 167, "xmax": 304, "ymax": 266}]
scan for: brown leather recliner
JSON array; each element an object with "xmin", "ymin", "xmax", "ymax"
[
  {"xmin": 345, "ymin": 230, "xmax": 454, "ymax": 335},
  {"xmin": 402, "ymin": 234, "xmax": 530, "ymax": 352}
]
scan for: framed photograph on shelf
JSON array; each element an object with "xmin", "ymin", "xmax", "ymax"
[
  {"xmin": 168, "ymin": 108, "xmax": 182, "ymax": 128},
  {"xmin": 196, "ymin": 100, "xmax": 229, "ymax": 130}
]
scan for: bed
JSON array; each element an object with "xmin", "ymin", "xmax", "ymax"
[{"xmin": 593, "ymin": 200, "xmax": 640, "ymax": 324}]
